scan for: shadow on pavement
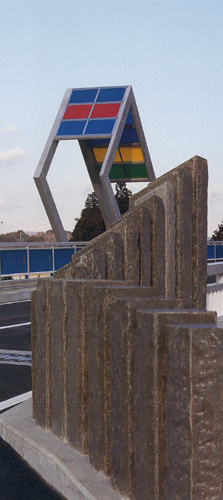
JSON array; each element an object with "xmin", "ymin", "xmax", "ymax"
[{"xmin": 0, "ymin": 436, "xmax": 66, "ymax": 500}]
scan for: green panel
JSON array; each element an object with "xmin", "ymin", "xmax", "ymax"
[
  {"xmin": 125, "ymin": 164, "xmax": 148, "ymax": 179},
  {"xmin": 109, "ymin": 165, "xmax": 126, "ymax": 179},
  {"xmin": 109, "ymin": 163, "xmax": 148, "ymax": 180},
  {"xmin": 95, "ymin": 163, "xmax": 149, "ymax": 181}
]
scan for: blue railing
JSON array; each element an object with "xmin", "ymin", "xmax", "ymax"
[
  {"xmin": 207, "ymin": 242, "xmax": 223, "ymax": 262},
  {"xmin": 0, "ymin": 241, "xmax": 221, "ymax": 279},
  {"xmin": 0, "ymin": 242, "xmax": 88, "ymax": 279}
]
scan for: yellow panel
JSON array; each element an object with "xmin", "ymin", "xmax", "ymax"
[
  {"xmin": 120, "ymin": 147, "xmax": 144, "ymax": 162},
  {"xmin": 93, "ymin": 148, "xmax": 107, "ymax": 162},
  {"xmin": 93, "ymin": 148, "xmax": 121, "ymax": 163}
]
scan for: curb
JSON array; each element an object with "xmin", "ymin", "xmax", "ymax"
[{"xmin": 0, "ymin": 399, "xmax": 124, "ymax": 500}]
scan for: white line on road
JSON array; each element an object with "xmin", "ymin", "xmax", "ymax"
[
  {"xmin": 0, "ymin": 299, "xmax": 31, "ymax": 306},
  {"xmin": 0, "ymin": 391, "xmax": 32, "ymax": 411},
  {"xmin": 0, "ymin": 322, "xmax": 31, "ymax": 330},
  {"xmin": 0, "ymin": 349, "xmax": 31, "ymax": 355}
]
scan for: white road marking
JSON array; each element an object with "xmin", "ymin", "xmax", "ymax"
[
  {"xmin": 0, "ymin": 391, "xmax": 32, "ymax": 411},
  {"xmin": 0, "ymin": 299, "xmax": 31, "ymax": 306},
  {"xmin": 0, "ymin": 350, "xmax": 32, "ymax": 365},
  {"xmin": 0, "ymin": 349, "xmax": 31, "ymax": 355},
  {"xmin": 0, "ymin": 322, "xmax": 31, "ymax": 330}
]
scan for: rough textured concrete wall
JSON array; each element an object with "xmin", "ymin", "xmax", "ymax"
[
  {"xmin": 32, "ymin": 280, "xmax": 222, "ymax": 499},
  {"xmin": 130, "ymin": 155, "xmax": 208, "ymax": 308},
  {"xmin": 31, "ymin": 156, "xmax": 223, "ymax": 500},
  {"xmin": 55, "ymin": 156, "xmax": 207, "ymax": 308}
]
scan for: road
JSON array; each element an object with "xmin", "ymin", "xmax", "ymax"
[
  {"xmin": 0, "ymin": 300, "xmax": 31, "ymax": 352},
  {"xmin": 0, "ymin": 300, "xmax": 31, "ymax": 403},
  {"xmin": 0, "ymin": 299, "xmax": 66, "ymax": 500}
]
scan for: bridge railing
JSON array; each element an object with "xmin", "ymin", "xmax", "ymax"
[
  {"xmin": 207, "ymin": 241, "xmax": 223, "ymax": 261},
  {"xmin": 0, "ymin": 242, "xmax": 88, "ymax": 280},
  {"xmin": 1, "ymin": 241, "xmax": 223, "ymax": 320},
  {"xmin": 207, "ymin": 261, "xmax": 223, "ymax": 320}
]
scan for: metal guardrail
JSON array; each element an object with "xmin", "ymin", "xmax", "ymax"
[
  {"xmin": 0, "ymin": 242, "xmax": 88, "ymax": 280},
  {"xmin": 207, "ymin": 283, "xmax": 223, "ymax": 320},
  {"xmin": 207, "ymin": 259, "xmax": 223, "ymax": 319}
]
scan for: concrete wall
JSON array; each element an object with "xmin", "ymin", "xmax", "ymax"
[
  {"xmin": 32, "ymin": 156, "xmax": 223, "ymax": 499},
  {"xmin": 55, "ymin": 155, "xmax": 208, "ymax": 309}
]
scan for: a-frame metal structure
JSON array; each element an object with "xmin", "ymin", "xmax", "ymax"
[{"xmin": 34, "ymin": 86, "xmax": 156, "ymax": 241}]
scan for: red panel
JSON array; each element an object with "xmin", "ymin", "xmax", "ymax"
[
  {"xmin": 91, "ymin": 102, "xmax": 121, "ymax": 118},
  {"xmin": 63, "ymin": 105, "xmax": 92, "ymax": 120}
]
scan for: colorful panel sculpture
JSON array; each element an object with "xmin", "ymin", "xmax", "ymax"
[{"xmin": 34, "ymin": 86, "xmax": 155, "ymax": 241}]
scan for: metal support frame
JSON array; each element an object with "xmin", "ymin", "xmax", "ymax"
[
  {"xmin": 34, "ymin": 89, "xmax": 72, "ymax": 241},
  {"xmin": 34, "ymin": 86, "xmax": 156, "ymax": 240}
]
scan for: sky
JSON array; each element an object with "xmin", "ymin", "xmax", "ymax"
[{"xmin": 0, "ymin": 0, "xmax": 223, "ymax": 237}]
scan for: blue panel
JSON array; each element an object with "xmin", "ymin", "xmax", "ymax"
[
  {"xmin": 0, "ymin": 250, "xmax": 27, "ymax": 275},
  {"xmin": 119, "ymin": 128, "xmax": 139, "ymax": 144},
  {"xmin": 30, "ymin": 249, "xmax": 52, "ymax": 272},
  {"xmin": 54, "ymin": 248, "xmax": 75, "ymax": 270},
  {"xmin": 56, "ymin": 120, "xmax": 87, "ymax": 136},
  {"xmin": 69, "ymin": 88, "xmax": 98, "ymax": 104},
  {"xmin": 85, "ymin": 119, "xmax": 115, "ymax": 135},
  {"xmin": 207, "ymin": 245, "xmax": 215, "ymax": 260},
  {"xmin": 216, "ymin": 245, "xmax": 223, "ymax": 259},
  {"xmin": 126, "ymin": 109, "xmax": 134, "ymax": 126},
  {"xmin": 88, "ymin": 138, "xmax": 110, "ymax": 147},
  {"xmin": 97, "ymin": 87, "xmax": 126, "ymax": 103}
]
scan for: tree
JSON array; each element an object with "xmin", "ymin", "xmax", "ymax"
[
  {"xmin": 70, "ymin": 192, "xmax": 106, "ymax": 241},
  {"xmin": 114, "ymin": 181, "xmax": 132, "ymax": 214},
  {"xmin": 211, "ymin": 220, "xmax": 223, "ymax": 241},
  {"xmin": 71, "ymin": 182, "xmax": 132, "ymax": 241}
]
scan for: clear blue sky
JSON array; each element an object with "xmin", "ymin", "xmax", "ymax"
[{"xmin": 0, "ymin": 0, "xmax": 222, "ymax": 236}]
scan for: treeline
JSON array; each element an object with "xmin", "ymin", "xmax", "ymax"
[
  {"xmin": 0, "ymin": 182, "xmax": 132, "ymax": 243},
  {"xmin": 0, "ymin": 230, "xmax": 57, "ymax": 243}
]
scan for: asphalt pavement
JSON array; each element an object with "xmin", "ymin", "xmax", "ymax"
[
  {"xmin": 0, "ymin": 300, "xmax": 31, "ymax": 351},
  {"xmin": 0, "ymin": 300, "xmax": 66, "ymax": 500}
]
